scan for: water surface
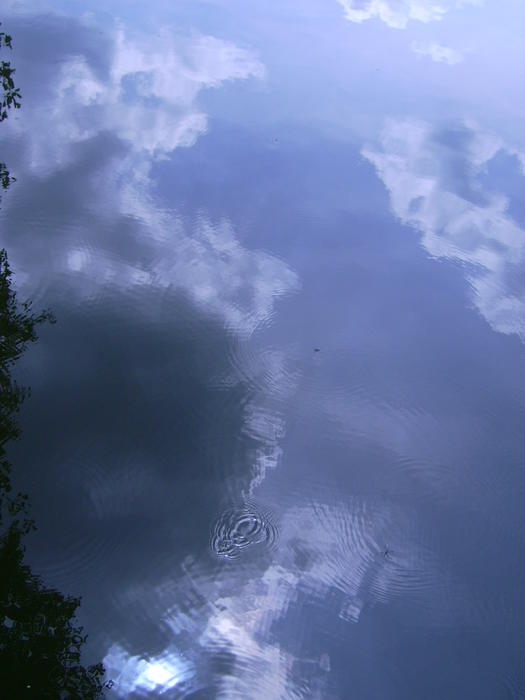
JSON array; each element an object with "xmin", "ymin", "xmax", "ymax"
[{"xmin": 2, "ymin": 0, "xmax": 525, "ymax": 697}]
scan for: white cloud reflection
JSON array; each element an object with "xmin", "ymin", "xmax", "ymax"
[
  {"xmin": 362, "ymin": 119, "xmax": 525, "ymax": 341},
  {"xmin": 337, "ymin": 0, "xmax": 480, "ymax": 28},
  {"xmin": 102, "ymin": 493, "xmax": 449, "ymax": 698},
  {"xmin": 14, "ymin": 26, "xmax": 264, "ymax": 168},
  {"xmin": 411, "ymin": 41, "xmax": 463, "ymax": 64},
  {"xmin": 65, "ymin": 210, "xmax": 298, "ymax": 337},
  {"xmin": 4, "ymin": 20, "xmax": 304, "ymax": 693},
  {"xmin": 103, "ymin": 643, "xmax": 194, "ymax": 696},
  {"xmin": 106, "ymin": 30, "xmax": 265, "ymax": 155},
  {"xmin": 3, "ymin": 20, "xmax": 298, "ymax": 337}
]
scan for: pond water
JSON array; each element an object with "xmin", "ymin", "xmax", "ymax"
[{"xmin": 2, "ymin": 1, "xmax": 525, "ymax": 697}]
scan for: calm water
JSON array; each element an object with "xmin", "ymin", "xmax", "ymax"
[{"xmin": 2, "ymin": 1, "xmax": 525, "ymax": 697}]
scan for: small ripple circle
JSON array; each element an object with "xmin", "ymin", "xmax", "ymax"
[{"xmin": 210, "ymin": 503, "xmax": 278, "ymax": 559}]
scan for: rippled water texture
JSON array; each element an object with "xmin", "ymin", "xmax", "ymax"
[
  {"xmin": 2, "ymin": 0, "xmax": 525, "ymax": 698},
  {"xmin": 211, "ymin": 503, "xmax": 279, "ymax": 559}
]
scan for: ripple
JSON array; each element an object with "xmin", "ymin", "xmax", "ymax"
[
  {"xmin": 210, "ymin": 502, "xmax": 278, "ymax": 559},
  {"xmin": 32, "ymin": 523, "xmax": 126, "ymax": 594},
  {"xmin": 275, "ymin": 497, "xmax": 460, "ymax": 626},
  {"xmin": 224, "ymin": 337, "xmax": 299, "ymax": 401},
  {"xmin": 291, "ymin": 499, "xmax": 388, "ymax": 595}
]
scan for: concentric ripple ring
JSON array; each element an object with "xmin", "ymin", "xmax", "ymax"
[{"xmin": 211, "ymin": 503, "xmax": 278, "ymax": 559}]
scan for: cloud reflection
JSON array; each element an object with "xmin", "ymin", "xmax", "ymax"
[
  {"xmin": 336, "ymin": 0, "xmax": 480, "ymax": 28},
  {"xmin": 2, "ymin": 17, "xmax": 303, "ymax": 693},
  {"xmin": 103, "ymin": 492, "xmax": 446, "ymax": 697},
  {"xmin": 103, "ymin": 643, "xmax": 194, "ymax": 696},
  {"xmin": 2, "ymin": 17, "xmax": 297, "ymax": 337},
  {"xmin": 9, "ymin": 23, "xmax": 264, "ymax": 168},
  {"xmin": 411, "ymin": 41, "xmax": 463, "ymax": 64},
  {"xmin": 63, "ymin": 210, "xmax": 298, "ymax": 336},
  {"xmin": 362, "ymin": 119, "xmax": 525, "ymax": 341}
]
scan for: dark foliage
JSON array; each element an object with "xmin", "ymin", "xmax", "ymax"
[
  {"xmin": 0, "ymin": 526, "xmax": 108, "ymax": 699},
  {"xmin": 0, "ymin": 249, "xmax": 55, "ymax": 531},
  {"xmin": 0, "ymin": 250, "xmax": 110, "ymax": 698},
  {"xmin": 1, "ymin": 23, "xmax": 21, "ymax": 190},
  {"xmin": 0, "ymin": 248, "xmax": 111, "ymax": 698},
  {"xmin": 0, "ymin": 22, "xmax": 109, "ymax": 697}
]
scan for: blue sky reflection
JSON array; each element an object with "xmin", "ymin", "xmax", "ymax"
[{"xmin": 1, "ymin": 1, "xmax": 525, "ymax": 698}]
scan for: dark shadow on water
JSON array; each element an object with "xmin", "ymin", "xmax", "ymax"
[{"xmin": 0, "ymin": 248, "xmax": 109, "ymax": 698}]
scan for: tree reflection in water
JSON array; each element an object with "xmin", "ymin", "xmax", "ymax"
[
  {"xmin": 0, "ymin": 26, "xmax": 108, "ymax": 697},
  {"xmin": 0, "ymin": 32, "xmax": 110, "ymax": 688},
  {"xmin": 0, "ymin": 249, "xmax": 110, "ymax": 698}
]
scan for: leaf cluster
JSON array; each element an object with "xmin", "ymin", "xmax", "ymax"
[
  {"xmin": 0, "ymin": 248, "xmax": 55, "ymax": 532},
  {"xmin": 1, "ymin": 23, "xmax": 21, "ymax": 190},
  {"xmin": 0, "ymin": 526, "xmax": 111, "ymax": 699},
  {"xmin": 0, "ymin": 250, "xmax": 109, "ymax": 698},
  {"xmin": 0, "ymin": 25, "xmax": 21, "ymax": 122}
]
